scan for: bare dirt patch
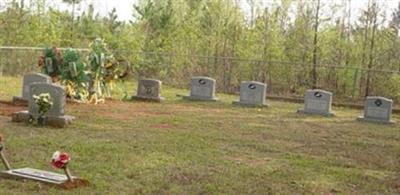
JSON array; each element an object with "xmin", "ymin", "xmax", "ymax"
[
  {"xmin": 59, "ymin": 179, "xmax": 90, "ymax": 190},
  {"xmin": 0, "ymin": 101, "xmax": 26, "ymax": 116}
]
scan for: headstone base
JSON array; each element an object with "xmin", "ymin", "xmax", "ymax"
[
  {"xmin": 297, "ymin": 109, "xmax": 335, "ymax": 117},
  {"xmin": 132, "ymin": 95, "xmax": 165, "ymax": 102},
  {"xmin": 11, "ymin": 111, "xmax": 75, "ymax": 128},
  {"xmin": 357, "ymin": 116, "xmax": 395, "ymax": 124},
  {"xmin": 12, "ymin": 96, "xmax": 28, "ymax": 106},
  {"xmin": 232, "ymin": 101, "xmax": 269, "ymax": 107},
  {"xmin": 0, "ymin": 167, "xmax": 76, "ymax": 185},
  {"xmin": 182, "ymin": 95, "xmax": 218, "ymax": 102}
]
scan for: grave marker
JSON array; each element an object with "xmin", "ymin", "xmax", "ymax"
[
  {"xmin": 13, "ymin": 73, "xmax": 52, "ymax": 104},
  {"xmin": 132, "ymin": 79, "xmax": 165, "ymax": 102},
  {"xmin": 297, "ymin": 89, "xmax": 335, "ymax": 116},
  {"xmin": 233, "ymin": 81, "xmax": 268, "ymax": 107},
  {"xmin": 12, "ymin": 83, "xmax": 75, "ymax": 128},
  {"xmin": 357, "ymin": 96, "xmax": 395, "ymax": 124},
  {"xmin": 182, "ymin": 76, "xmax": 218, "ymax": 101}
]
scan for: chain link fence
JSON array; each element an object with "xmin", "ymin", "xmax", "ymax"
[{"xmin": 1, "ymin": 46, "xmax": 400, "ymax": 102}]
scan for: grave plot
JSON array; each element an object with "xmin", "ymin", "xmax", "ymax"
[
  {"xmin": 297, "ymin": 89, "xmax": 335, "ymax": 117},
  {"xmin": 182, "ymin": 76, "xmax": 219, "ymax": 101},
  {"xmin": 0, "ymin": 134, "xmax": 88, "ymax": 189}
]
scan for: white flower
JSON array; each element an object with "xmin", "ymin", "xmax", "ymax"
[{"xmin": 52, "ymin": 151, "xmax": 60, "ymax": 161}]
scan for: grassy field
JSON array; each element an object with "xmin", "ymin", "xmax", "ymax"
[{"xmin": 0, "ymin": 76, "xmax": 399, "ymax": 194}]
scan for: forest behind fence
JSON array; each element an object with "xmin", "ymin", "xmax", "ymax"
[{"xmin": 1, "ymin": 0, "xmax": 400, "ymax": 101}]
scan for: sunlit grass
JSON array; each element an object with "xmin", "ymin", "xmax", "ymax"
[{"xmin": 0, "ymin": 76, "xmax": 399, "ymax": 194}]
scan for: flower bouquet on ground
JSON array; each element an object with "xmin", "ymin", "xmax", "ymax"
[
  {"xmin": 32, "ymin": 93, "xmax": 53, "ymax": 125},
  {"xmin": 51, "ymin": 151, "xmax": 73, "ymax": 181},
  {"xmin": 50, "ymin": 151, "xmax": 89, "ymax": 189}
]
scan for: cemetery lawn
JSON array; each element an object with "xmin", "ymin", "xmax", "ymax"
[{"xmin": 0, "ymin": 76, "xmax": 399, "ymax": 195}]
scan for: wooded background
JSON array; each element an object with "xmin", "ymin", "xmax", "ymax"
[{"xmin": 1, "ymin": 0, "xmax": 400, "ymax": 101}]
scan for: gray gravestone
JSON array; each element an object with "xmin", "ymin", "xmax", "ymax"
[
  {"xmin": 11, "ymin": 83, "xmax": 75, "ymax": 128},
  {"xmin": 183, "ymin": 76, "xmax": 218, "ymax": 101},
  {"xmin": 357, "ymin": 96, "xmax": 395, "ymax": 124},
  {"xmin": 0, "ymin": 168, "xmax": 76, "ymax": 185},
  {"xmin": 28, "ymin": 83, "xmax": 65, "ymax": 118},
  {"xmin": 233, "ymin": 81, "xmax": 268, "ymax": 107},
  {"xmin": 297, "ymin": 89, "xmax": 335, "ymax": 116},
  {"xmin": 13, "ymin": 73, "xmax": 52, "ymax": 103},
  {"xmin": 132, "ymin": 79, "xmax": 165, "ymax": 102}
]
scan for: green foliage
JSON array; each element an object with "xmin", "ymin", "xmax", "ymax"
[{"xmin": 1, "ymin": 0, "xmax": 400, "ymax": 100}]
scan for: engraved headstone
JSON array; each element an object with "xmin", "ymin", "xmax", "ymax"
[
  {"xmin": 183, "ymin": 76, "xmax": 218, "ymax": 101},
  {"xmin": 297, "ymin": 89, "xmax": 335, "ymax": 116},
  {"xmin": 28, "ymin": 83, "xmax": 65, "ymax": 118},
  {"xmin": 357, "ymin": 96, "xmax": 395, "ymax": 124},
  {"xmin": 233, "ymin": 81, "xmax": 268, "ymax": 107},
  {"xmin": 132, "ymin": 79, "xmax": 165, "ymax": 102},
  {"xmin": 12, "ymin": 83, "xmax": 75, "ymax": 127},
  {"xmin": 13, "ymin": 73, "xmax": 52, "ymax": 102},
  {"xmin": 0, "ymin": 168, "xmax": 76, "ymax": 185}
]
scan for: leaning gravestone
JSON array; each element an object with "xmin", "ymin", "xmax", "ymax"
[
  {"xmin": 182, "ymin": 76, "xmax": 218, "ymax": 101},
  {"xmin": 13, "ymin": 73, "xmax": 52, "ymax": 104},
  {"xmin": 233, "ymin": 81, "xmax": 268, "ymax": 107},
  {"xmin": 297, "ymin": 89, "xmax": 335, "ymax": 116},
  {"xmin": 11, "ymin": 83, "xmax": 75, "ymax": 128},
  {"xmin": 357, "ymin": 96, "xmax": 395, "ymax": 124},
  {"xmin": 132, "ymin": 79, "xmax": 165, "ymax": 102}
]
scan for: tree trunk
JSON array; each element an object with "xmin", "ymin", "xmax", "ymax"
[
  {"xmin": 311, "ymin": 0, "xmax": 321, "ymax": 89},
  {"xmin": 365, "ymin": 1, "xmax": 378, "ymax": 97}
]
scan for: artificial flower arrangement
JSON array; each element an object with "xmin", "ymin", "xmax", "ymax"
[
  {"xmin": 60, "ymin": 49, "xmax": 90, "ymax": 102},
  {"xmin": 51, "ymin": 151, "xmax": 73, "ymax": 182},
  {"xmin": 38, "ymin": 38, "xmax": 131, "ymax": 104},
  {"xmin": 32, "ymin": 93, "xmax": 53, "ymax": 125},
  {"xmin": 38, "ymin": 47, "xmax": 63, "ymax": 82}
]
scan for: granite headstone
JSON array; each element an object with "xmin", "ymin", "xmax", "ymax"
[
  {"xmin": 233, "ymin": 81, "xmax": 268, "ymax": 107},
  {"xmin": 298, "ymin": 89, "xmax": 335, "ymax": 116}
]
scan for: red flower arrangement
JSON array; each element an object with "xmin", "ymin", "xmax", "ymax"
[{"xmin": 51, "ymin": 151, "xmax": 70, "ymax": 169}]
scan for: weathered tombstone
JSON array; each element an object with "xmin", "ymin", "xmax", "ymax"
[
  {"xmin": 182, "ymin": 76, "xmax": 218, "ymax": 101},
  {"xmin": 132, "ymin": 79, "xmax": 165, "ymax": 102},
  {"xmin": 357, "ymin": 96, "xmax": 395, "ymax": 124},
  {"xmin": 11, "ymin": 83, "xmax": 75, "ymax": 128},
  {"xmin": 13, "ymin": 73, "xmax": 52, "ymax": 104},
  {"xmin": 297, "ymin": 89, "xmax": 335, "ymax": 116},
  {"xmin": 233, "ymin": 81, "xmax": 268, "ymax": 107}
]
